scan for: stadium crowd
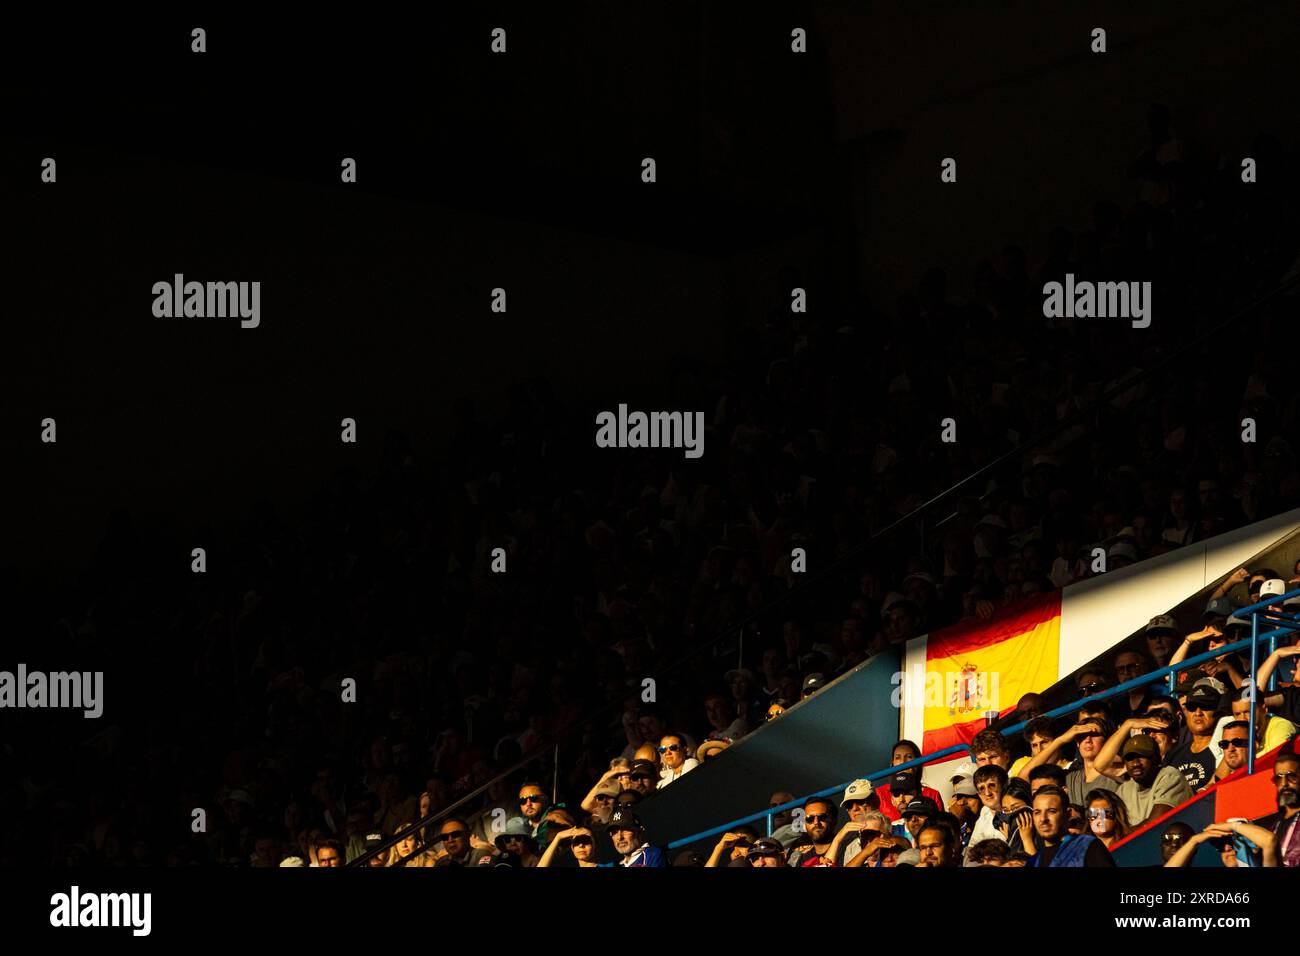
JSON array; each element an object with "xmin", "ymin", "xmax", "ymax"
[{"xmin": 3, "ymin": 104, "xmax": 1299, "ymax": 869}]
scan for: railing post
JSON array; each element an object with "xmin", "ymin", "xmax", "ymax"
[
  {"xmin": 766, "ymin": 812, "xmax": 773, "ymax": 837},
  {"xmin": 1268, "ymin": 626, "xmax": 1279, "ymax": 692},
  {"xmin": 1248, "ymin": 611, "xmax": 1259, "ymax": 775}
]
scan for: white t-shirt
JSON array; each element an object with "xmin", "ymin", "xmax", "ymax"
[
  {"xmin": 1207, "ymin": 715, "xmax": 1231, "ymax": 764},
  {"xmin": 657, "ymin": 758, "xmax": 700, "ymax": 789},
  {"xmin": 963, "ymin": 805, "xmax": 1007, "ymax": 864}
]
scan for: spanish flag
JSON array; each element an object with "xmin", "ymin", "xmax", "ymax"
[{"xmin": 920, "ymin": 592, "xmax": 1061, "ymax": 753}]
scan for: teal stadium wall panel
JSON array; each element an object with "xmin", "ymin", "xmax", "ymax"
[{"xmin": 638, "ymin": 647, "xmax": 903, "ymax": 852}]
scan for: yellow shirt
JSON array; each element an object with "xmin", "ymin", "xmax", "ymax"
[{"xmin": 1260, "ymin": 716, "xmax": 1299, "ymax": 757}]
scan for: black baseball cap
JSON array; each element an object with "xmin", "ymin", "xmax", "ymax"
[
  {"xmin": 630, "ymin": 760, "xmax": 658, "ymax": 778},
  {"xmin": 608, "ymin": 808, "xmax": 644, "ymax": 833},
  {"xmin": 749, "ymin": 837, "xmax": 785, "ymax": 858},
  {"xmin": 902, "ymin": 796, "xmax": 939, "ymax": 818},
  {"xmin": 891, "ymin": 771, "xmax": 920, "ymax": 795},
  {"xmin": 1185, "ymin": 687, "xmax": 1221, "ymax": 711}
]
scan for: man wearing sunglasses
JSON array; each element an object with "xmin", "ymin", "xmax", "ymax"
[
  {"xmin": 656, "ymin": 733, "xmax": 699, "ymax": 789},
  {"xmin": 1159, "ymin": 822, "xmax": 1195, "ymax": 864},
  {"xmin": 1255, "ymin": 751, "xmax": 1300, "ymax": 867},
  {"xmin": 624, "ymin": 761, "xmax": 659, "ymax": 798},
  {"xmin": 833, "ymin": 779, "xmax": 884, "ymax": 864},
  {"xmin": 1112, "ymin": 648, "xmax": 1157, "ymax": 721},
  {"xmin": 1161, "ymin": 683, "xmax": 1221, "ymax": 793},
  {"xmin": 578, "ymin": 776, "xmax": 620, "ymax": 825},
  {"xmin": 1213, "ymin": 720, "xmax": 1252, "ymax": 781},
  {"xmin": 433, "ymin": 817, "xmax": 490, "ymax": 867},
  {"xmin": 1075, "ymin": 669, "xmax": 1109, "ymax": 698},
  {"xmin": 517, "ymin": 782, "xmax": 551, "ymax": 839},
  {"xmin": 787, "ymin": 798, "xmax": 838, "ymax": 867}
]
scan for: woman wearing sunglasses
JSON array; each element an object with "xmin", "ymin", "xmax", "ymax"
[
  {"xmin": 656, "ymin": 733, "xmax": 700, "ymax": 789},
  {"xmin": 1083, "ymin": 789, "xmax": 1131, "ymax": 849},
  {"xmin": 536, "ymin": 827, "xmax": 600, "ymax": 868}
]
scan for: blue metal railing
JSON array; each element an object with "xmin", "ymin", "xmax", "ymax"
[{"xmin": 666, "ymin": 589, "xmax": 1300, "ymax": 850}]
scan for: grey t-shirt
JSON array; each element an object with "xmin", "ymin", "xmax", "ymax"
[
  {"xmin": 1116, "ymin": 766, "xmax": 1192, "ymax": 825},
  {"xmin": 1067, "ymin": 767, "xmax": 1120, "ymax": 807}
]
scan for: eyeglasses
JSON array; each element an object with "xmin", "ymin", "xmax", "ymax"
[
  {"xmin": 658, "ymin": 744, "xmax": 683, "ymax": 753},
  {"xmin": 1221, "ymin": 739, "xmax": 1249, "ymax": 749},
  {"xmin": 631, "ymin": 774, "xmax": 654, "ymax": 782},
  {"xmin": 1162, "ymin": 834, "xmax": 1186, "ymax": 845},
  {"xmin": 594, "ymin": 794, "xmax": 615, "ymax": 802},
  {"xmin": 570, "ymin": 839, "xmax": 594, "ymax": 848},
  {"xmin": 519, "ymin": 795, "xmax": 546, "ymax": 805},
  {"xmin": 1184, "ymin": 704, "xmax": 1215, "ymax": 714},
  {"xmin": 805, "ymin": 814, "xmax": 831, "ymax": 823},
  {"xmin": 440, "ymin": 830, "xmax": 469, "ymax": 840},
  {"xmin": 1086, "ymin": 808, "xmax": 1114, "ymax": 820}
]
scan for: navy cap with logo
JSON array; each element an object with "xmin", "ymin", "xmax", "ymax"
[
  {"xmin": 607, "ymin": 808, "xmax": 644, "ymax": 833},
  {"xmin": 891, "ymin": 771, "xmax": 920, "ymax": 795}
]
